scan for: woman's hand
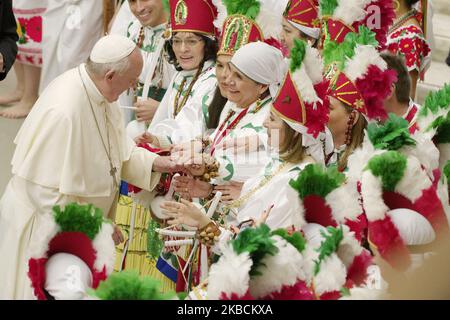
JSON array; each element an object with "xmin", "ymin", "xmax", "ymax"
[
  {"xmin": 134, "ymin": 132, "xmax": 155, "ymax": 145},
  {"xmin": 112, "ymin": 224, "xmax": 125, "ymax": 245},
  {"xmin": 215, "ymin": 135, "xmax": 260, "ymax": 154},
  {"xmin": 135, "ymin": 99, "xmax": 159, "ymax": 122},
  {"xmin": 161, "ymin": 199, "xmax": 211, "ymax": 229},
  {"xmin": 214, "ymin": 181, "xmax": 244, "ymax": 203},
  {"xmin": 174, "ymin": 175, "xmax": 213, "ymax": 199}
]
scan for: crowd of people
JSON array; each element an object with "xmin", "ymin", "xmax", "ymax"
[{"xmin": 0, "ymin": 0, "xmax": 449, "ymax": 300}]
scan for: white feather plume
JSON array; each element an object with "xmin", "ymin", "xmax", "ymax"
[
  {"xmin": 291, "ymin": 64, "xmax": 320, "ymax": 104},
  {"xmin": 27, "ymin": 213, "xmax": 60, "ymax": 259},
  {"xmin": 256, "ymin": 0, "xmax": 287, "ymax": 40},
  {"xmin": 93, "ymin": 222, "xmax": 116, "ymax": 275},
  {"xmin": 249, "ymin": 235, "xmax": 306, "ymax": 298},
  {"xmin": 345, "ymin": 45, "xmax": 387, "ymax": 82},
  {"xmin": 304, "ymin": 46, "xmax": 324, "ymax": 85},
  {"xmin": 336, "ymin": 226, "xmax": 363, "ymax": 268},
  {"xmin": 313, "ymin": 253, "xmax": 347, "ymax": 295},
  {"xmin": 361, "ymin": 169, "xmax": 390, "ymax": 222},
  {"xmin": 326, "ymin": 182, "xmax": 362, "ymax": 224},
  {"xmin": 395, "ymin": 156, "xmax": 433, "ymax": 202},
  {"xmin": 334, "ymin": 0, "xmax": 373, "ymax": 25},
  {"xmin": 212, "ymin": 0, "xmax": 228, "ymax": 34},
  {"xmin": 207, "ymin": 243, "xmax": 253, "ymax": 300}
]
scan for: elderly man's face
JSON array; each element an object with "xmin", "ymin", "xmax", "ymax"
[{"xmin": 105, "ymin": 49, "xmax": 143, "ymax": 102}]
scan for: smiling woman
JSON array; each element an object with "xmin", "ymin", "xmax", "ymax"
[{"xmin": 147, "ymin": 0, "xmax": 219, "ymax": 146}]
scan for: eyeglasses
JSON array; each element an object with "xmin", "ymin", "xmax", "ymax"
[{"xmin": 170, "ymin": 38, "xmax": 204, "ymax": 48}]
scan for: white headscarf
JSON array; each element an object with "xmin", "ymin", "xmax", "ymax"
[{"xmin": 230, "ymin": 42, "xmax": 287, "ymax": 98}]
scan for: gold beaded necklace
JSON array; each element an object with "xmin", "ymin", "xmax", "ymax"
[
  {"xmin": 173, "ymin": 64, "xmax": 203, "ymax": 117},
  {"xmin": 224, "ymin": 161, "xmax": 291, "ymax": 210}
]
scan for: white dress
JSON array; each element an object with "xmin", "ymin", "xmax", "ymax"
[
  {"xmin": 40, "ymin": 0, "xmax": 103, "ymax": 91},
  {"xmin": 0, "ymin": 64, "xmax": 161, "ymax": 300},
  {"xmin": 147, "ymin": 59, "xmax": 217, "ymax": 145},
  {"xmin": 236, "ymin": 157, "xmax": 313, "ymax": 229},
  {"xmin": 120, "ymin": 20, "xmax": 176, "ymax": 124},
  {"xmin": 209, "ymin": 97, "xmax": 271, "ymax": 183}
]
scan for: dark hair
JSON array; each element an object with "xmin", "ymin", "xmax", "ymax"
[
  {"xmin": 337, "ymin": 104, "xmax": 368, "ymax": 172},
  {"xmin": 164, "ymin": 32, "xmax": 218, "ymax": 71},
  {"xmin": 405, "ymin": 0, "xmax": 420, "ymax": 9},
  {"xmin": 381, "ymin": 53, "xmax": 411, "ymax": 104},
  {"xmin": 207, "ymin": 88, "xmax": 228, "ymax": 129}
]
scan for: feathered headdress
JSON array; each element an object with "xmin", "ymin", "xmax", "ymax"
[
  {"xmin": 27, "ymin": 203, "xmax": 116, "ymax": 300},
  {"xmin": 319, "ymin": 0, "xmax": 395, "ymax": 49},
  {"xmin": 361, "ymin": 150, "xmax": 449, "ymax": 270},
  {"xmin": 273, "ymin": 39, "xmax": 329, "ymax": 139},
  {"xmin": 283, "ymin": 0, "xmax": 321, "ymax": 39},
  {"xmin": 92, "ymin": 270, "xmax": 176, "ymax": 300},
  {"xmin": 207, "ymin": 225, "xmax": 315, "ymax": 300},
  {"xmin": 166, "ymin": 0, "xmax": 220, "ymax": 38},
  {"xmin": 417, "ymin": 83, "xmax": 450, "ymax": 171},
  {"xmin": 217, "ymin": 0, "xmax": 286, "ymax": 55},
  {"xmin": 323, "ymin": 26, "xmax": 397, "ymax": 121},
  {"xmin": 290, "ymin": 163, "xmax": 366, "ymax": 241}
]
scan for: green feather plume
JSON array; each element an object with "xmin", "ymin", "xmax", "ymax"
[
  {"xmin": 367, "ymin": 113, "xmax": 416, "ymax": 150},
  {"xmin": 323, "ymin": 25, "xmax": 378, "ymax": 70},
  {"xmin": 222, "ymin": 0, "xmax": 261, "ymax": 20},
  {"xmin": 289, "ymin": 163, "xmax": 346, "ymax": 199},
  {"xmin": 418, "ymin": 84, "xmax": 450, "ymax": 136},
  {"xmin": 53, "ymin": 203, "xmax": 105, "ymax": 240},
  {"xmin": 162, "ymin": 0, "xmax": 170, "ymax": 13},
  {"xmin": 147, "ymin": 220, "xmax": 164, "ymax": 261},
  {"xmin": 290, "ymin": 39, "xmax": 307, "ymax": 72},
  {"xmin": 419, "ymin": 83, "xmax": 450, "ymax": 118},
  {"xmin": 435, "ymin": 115, "xmax": 450, "ymax": 144},
  {"xmin": 366, "ymin": 151, "xmax": 407, "ymax": 191},
  {"xmin": 92, "ymin": 270, "xmax": 176, "ymax": 300},
  {"xmin": 314, "ymin": 226, "xmax": 344, "ymax": 275},
  {"xmin": 319, "ymin": 0, "xmax": 339, "ymax": 16},
  {"xmin": 271, "ymin": 229, "xmax": 306, "ymax": 253},
  {"xmin": 444, "ymin": 161, "xmax": 450, "ymax": 182},
  {"xmin": 231, "ymin": 224, "xmax": 278, "ymax": 276}
]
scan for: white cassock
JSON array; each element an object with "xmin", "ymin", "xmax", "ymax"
[
  {"xmin": 40, "ymin": 0, "xmax": 103, "ymax": 92},
  {"xmin": 0, "ymin": 64, "xmax": 161, "ymax": 300}
]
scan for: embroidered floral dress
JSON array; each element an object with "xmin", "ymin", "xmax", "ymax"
[
  {"xmin": 387, "ymin": 24, "xmax": 431, "ymax": 80},
  {"xmin": 13, "ymin": 0, "xmax": 46, "ymax": 67}
]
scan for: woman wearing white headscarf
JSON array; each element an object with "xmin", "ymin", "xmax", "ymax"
[{"xmin": 172, "ymin": 42, "xmax": 288, "ymax": 205}]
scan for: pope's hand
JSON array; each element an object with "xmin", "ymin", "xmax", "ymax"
[
  {"xmin": 153, "ymin": 155, "xmax": 185, "ymax": 173},
  {"xmin": 173, "ymin": 175, "xmax": 213, "ymax": 199},
  {"xmin": 134, "ymin": 99, "xmax": 159, "ymax": 122}
]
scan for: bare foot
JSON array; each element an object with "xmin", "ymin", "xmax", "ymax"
[
  {"xmin": 0, "ymin": 90, "xmax": 24, "ymax": 106},
  {"xmin": 0, "ymin": 99, "xmax": 36, "ymax": 119}
]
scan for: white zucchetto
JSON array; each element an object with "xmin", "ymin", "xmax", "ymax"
[{"xmin": 90, "ymin": 35, "xmax": 136, "ymax": 63}]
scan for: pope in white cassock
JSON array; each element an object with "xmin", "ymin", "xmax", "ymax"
[{"xmin": 0, "ymin": 35, "xmax": 182, "ymax": 300}]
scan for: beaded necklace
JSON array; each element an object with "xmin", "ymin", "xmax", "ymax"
[
  {"xmin": 173, "ymin": 64, "xmax": 203, "ymax": 117},
  {"xmin": 389, "ymin": 9, "xmax": 418, "ymax": 34}
]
